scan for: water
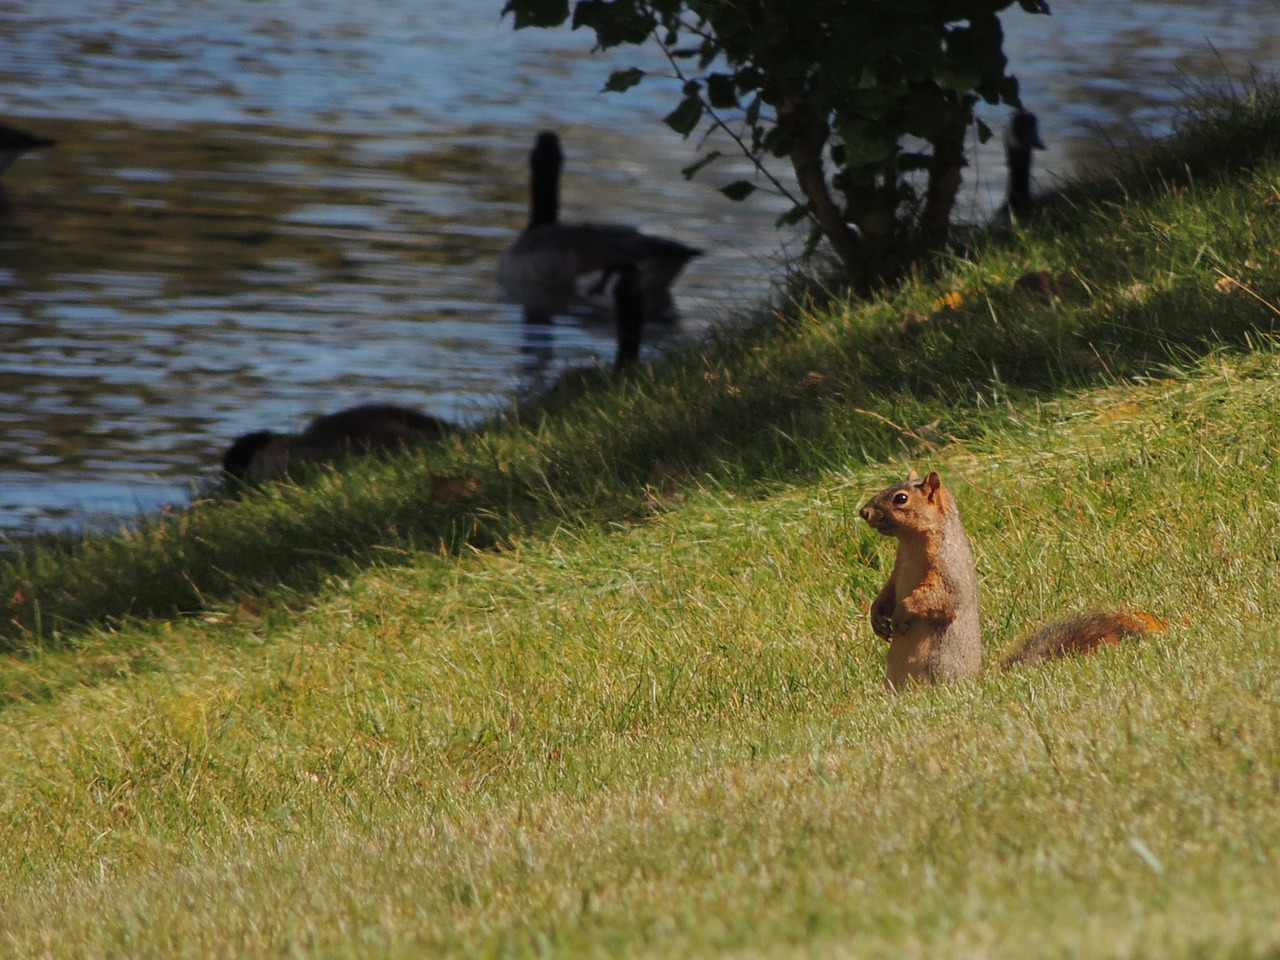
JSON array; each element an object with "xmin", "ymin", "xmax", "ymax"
[{"xmin": 2, "ymin": 0, "xmax": 1280, "ymax": 535}]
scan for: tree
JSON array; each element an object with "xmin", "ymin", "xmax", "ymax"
[{"xmin": 502, "ymin": 0, "xmax": 1051, "ymax": 276}]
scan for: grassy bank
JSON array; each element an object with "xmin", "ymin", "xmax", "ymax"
[{"xmin": 3, "ymin": 89, "xmax": 1280, "ymax": 957}]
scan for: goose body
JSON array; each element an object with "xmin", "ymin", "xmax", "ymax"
[
  {"xmin": 0, "ymin": 121, "xmax": 56, "ymax": 176},
  {"xmin": 497, "ymin": 132, "xmax": 701, "ymax": 324},
  {"xmin": 222, "ymin": 403, "xmax": 451, "ymax": 483}
]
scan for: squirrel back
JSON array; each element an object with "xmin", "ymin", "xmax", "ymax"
[{"xmin": 860, "ymin": 469, "xmax": 1162, "ymax": 690}]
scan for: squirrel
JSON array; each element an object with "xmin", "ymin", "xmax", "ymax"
[{"xmin": 859, "ymin": 469, "xmax": 1162, "ymax": 690}]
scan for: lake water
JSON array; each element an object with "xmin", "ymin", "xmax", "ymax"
[{"xmin": 2, "ymin": 0, "xmax": 1280, "ymax": 535}]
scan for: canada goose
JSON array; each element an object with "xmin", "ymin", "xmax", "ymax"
[
  {"xmin": 497, "ymin": 131, "xmax": 702, "ymax": 325},
  {"xmin": 539, "ymin": 260, "xmax": 647, "ymax": 394},
  {"xmin": 222, "ymin": 403, "xmax": 451, "ymax": 483},
  {"xmin": 591, "ymin": 259, "xmax": 644, "ymax": 371},
  {"xmin": 610, "ymin": 260, "xmax": 644, "ymax": 371},
  {"xmin": 998, "ymin": 110, "xmax": 1045, "ymax": 225},
  {"xmin": 0, "ymin": 121, "xmax": 56, "ymax": 176}
]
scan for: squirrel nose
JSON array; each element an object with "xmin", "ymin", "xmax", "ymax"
[{"xmin": 859, "ymin": 505, "xmax": 871, "ymax": 521}]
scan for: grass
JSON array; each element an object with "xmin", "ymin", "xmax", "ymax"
[{"xmin": 4, "ymin": 87, "xmax": 1280, "ymax": 957}]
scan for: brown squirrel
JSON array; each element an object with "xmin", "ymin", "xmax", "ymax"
[{"xmin": 859, "ymin": 469, "xmax": 1161, "ymax": 690}]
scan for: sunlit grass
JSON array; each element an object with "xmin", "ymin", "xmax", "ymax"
[{"xmin": 4, "ymin": 350, "xmax": 1280, "ymax": 957}]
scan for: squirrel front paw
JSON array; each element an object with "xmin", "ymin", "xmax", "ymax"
[{"xmin": 871, "ymin": 611, "xmax": 893, "ymax": 641}]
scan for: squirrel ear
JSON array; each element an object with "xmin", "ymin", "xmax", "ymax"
[
  {"xmin": 923, "ymin": 471, "xmax": 942, "ymax": 498},
  {"xmin": 906, "ymin": 468, "xmax": 920, "ymax": 483}
]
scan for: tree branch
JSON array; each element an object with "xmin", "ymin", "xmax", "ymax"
[
  {"xmin": 776, "ymin": 93, "xmax": 861, "ymax": 270},
  {"xmin": 649, "ymin": 31, "xmax": 809, "ymax": 214}
]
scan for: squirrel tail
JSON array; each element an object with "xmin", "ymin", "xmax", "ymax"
[{"xmin": 999, "ymin": 610, "xmax": 1167, "ymax": 669}]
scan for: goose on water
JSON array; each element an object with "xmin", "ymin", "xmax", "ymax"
[
  {"xmin": 222, "ymin": 403, "xmax": 451, "ymax": 483},
  {"xmin": 497, "ymin": 131, "xmax": 701, "ymax": 325}
]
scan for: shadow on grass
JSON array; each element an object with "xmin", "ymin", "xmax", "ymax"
[
  {"xmin": 4, "ymin": 264, "xmax": 1275, "ymax": 653},
  {"xmin": 4, "ymin": 86, "xmax": 1280, "ymax": 650}
]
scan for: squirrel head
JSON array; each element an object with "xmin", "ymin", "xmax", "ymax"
[{"xmin": 860, "ymin": 469, "xmax": 949, "ymax": 536}]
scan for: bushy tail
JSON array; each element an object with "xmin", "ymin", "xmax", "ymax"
[{"xmin": 1000, "ymin": 610, "xmax": 1167, "ymax": 669}]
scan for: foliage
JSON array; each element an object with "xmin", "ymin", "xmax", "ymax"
[{"xmin": 502, "ymin": 0, "xmax": 1051, "ymax": 274}]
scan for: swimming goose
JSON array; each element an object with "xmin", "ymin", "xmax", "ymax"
[
  {"xmin": 497, "ymin": 131, "xmax": 702, "ymax": 325},
  {"xmin": 222, "ymin": 403, "xmax": 451, "ymax": 483},
  {"xmin": 997, "ymin": 110, "xmax": 1045, "ymax": 225},
  {"xmin": 0, "ymin": 121, "xmax": 56, "ymax": 176}
]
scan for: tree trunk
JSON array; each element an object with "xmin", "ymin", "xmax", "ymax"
[
  {"xmin": 777, "ymin": 96, "xmax": 862, "ymax": 273},
  {"xmin": 920, "ymin": 118, "xmax": 967, "ymax": 251}
]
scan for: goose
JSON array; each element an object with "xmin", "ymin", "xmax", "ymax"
[
  {"xmin": 222, "ymin": 403, "xmax": 452, "ymax": 483},
  {"xmin": 592, "ymin": 259, "xmax": 644, "ymax": 372},
  {"xmin": 540, "ymin": 259, "xmax": 648, "ymax": 395},
  {"xmin": 497, "ymin": 131, "xmax": 702, "ymax": 325},
  {"xmin": 995, "ymin": 110, "xmax": 1046, "ymax": 226},
  {"xmin": 0, "ymin": 121, "xmax": 56, "ymax": 176}
]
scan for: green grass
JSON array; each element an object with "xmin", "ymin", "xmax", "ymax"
[{"xmin": 4, "ymin": 88, "xmax": 1280, "ymax": 958}]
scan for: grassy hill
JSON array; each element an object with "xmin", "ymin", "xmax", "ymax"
[{"xmin": 2, "ymin": 89, "xmax": 1280, "ymax": 958}]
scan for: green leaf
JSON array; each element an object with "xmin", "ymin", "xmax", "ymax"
[
  {"xmin": 502, "ymin": 0, "xmax": 570, "ymax": 29},
  {"xmin": 572, "ymin": 0, "xmax": 652, "ymax": 46},
  {"xmin": 706, "ymin": 74, "xmax": 738, "ymax": 109},
  {"xmin": 720, "ymin": 180, "xmax": 756, "ymax": 201},
  {"xmin": 664, "ymin": 95, "xmax": 704, "ymax": 137},
  {"xmin": 605, "ymin": 68, "xmax": 646, "ymax": 93}
]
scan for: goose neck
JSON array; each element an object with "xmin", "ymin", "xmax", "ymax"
[{"xmin": 1006, "ymin": 147, "xmax": 1034, "ymax": 215}]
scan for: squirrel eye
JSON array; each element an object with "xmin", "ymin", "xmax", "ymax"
[{"xmin": 892, "ymin": 492, "xmax": 909, "ymax": 505}]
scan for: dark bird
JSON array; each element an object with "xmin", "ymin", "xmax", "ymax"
[
  {"xmin": 539, "ymin": 259, "xmax": 649, "ymax": 395},
  {"xmin": 497, "ymin": 131, "xmax": 701, "ymax": 325},
  {"xmin": 997, "ymin": 110, "xmax": 1046, "ymax": 225},
  {"xmin": 0, "ymin": 121, "xmax": 56, "ymax": 176},
  {"xmin": 590, "ymin": 259, "xmax": 645, "ymax": 372},
  {"xmin": 222, "ymin": 403, "xmax": 451, "ymax": 483}
]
